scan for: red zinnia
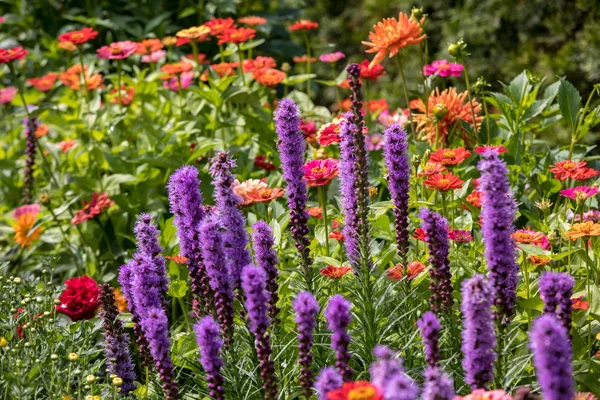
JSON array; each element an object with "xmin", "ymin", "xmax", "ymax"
[
  {"xmin": 254, "ymin": 155, "xmax": 276, "ymax": 171},
  {"xmin": 71, "ymin": 192, "xmax": 115, "ymax": 225},
  {"xmin": 572, "ymin": 296, "xmax": 589, "ymax": 311},
  {"xmin": 217, "ymin": 27, "xmax": 255, "ymax": 45},
  {"xmin": 56, "ymin": 276, "xmax": 100, "ymax": 321},
  {"xmin": 328, "ymin": 231, "xmax": 345, "ymax": 241},
  {"xmin": 0, "ymin": 46, "xmax": 29, "ymax": 64},
  {"xmin": 243, "ymin": 56, "xmax": 277, "ymax": 72},
  {"xmin": 289, "ymin": 20, "xmax": 319, "ymax": 31},
  {"xmin": 205, "ymin": 17, "xmax": 236, "ymax": 36},
  {"xmin": 465, "ymin": 189, "xmax": 483, "ymax": 208},
  {"xmin": 320, "ymin": 265, "xmax": 352, "ymax": 279},
  {"xmin": 58, "ymin": 28, "xmax": 98, "ymax": 45},
  {"xmin": 318, "ymin": 121, "xmax": 343, "ymax": 146},
  {"xmin": 307, "ymin": 207, "xmax": 323, "ymax": 219},
  {"xmin": 326, "ymin": 381, "xmax": 383, "ymax": 400},
  {"xmin": 423, "ymin": 173, "xmax": 464, "ymax": 191},
  {"xmin": 413, "ymin": 228, "xmax": 427, "ymax": 242},
  {"xmin": 358, "ymin": 59, "xmax": 386, "ymax": 80},
  {"xmin": 27, "ymin": 73, "xmax": 58, "ymax": 92},
  {"xmin": 549, "ymin": 160, "xmax": 599, "ymax": 181},
  {"xmin": 429, "ymin": 147, "xmax": 471, "ymax": 166}
]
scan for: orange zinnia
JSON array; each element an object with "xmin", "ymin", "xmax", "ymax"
[
  {"xmin": 564, "ymin": 221, "xmax": 600, "ymax": 241},
  {"xmin": 429, "ymin": 147, "xmax": 472, "ymax": 166},
  {"xmin": 549, "ymin": 160, "xmax": 599, "ymax": 181},
  {"xmin": 411, "ymin": 87, "xmax": 482, "ymax": 145},
  {"xmin": 28, "ymin": 73, "xmax": 58, "ymax": 92},
  {"xmin": 529, "ymin": 255, "xmax": 551, "ymax": 267},
  {"xmin": 238, "ymin": 16, "xmax": 267, "ymax": 26},
  {"xmin": 217, "ymin": 27, "xmax": 255, "ymax": 45},
  {"xmin": 246, "ymin": 187, "xmax": 285, "ymax": 204},
  {"xmin": 211, "ymin": 62, "xmax": 240, "ymax": 78},
  {"xmin": 289, "ymin": 20, "xmax": 319, "ymax": 31},
  {"xmin": 253, "ymin": 68, "xmax": 286, "ymax": 86},
  {"xmin": 319, "ymin": 265, "xmax": 352, "ymax": 279},
  {"xmin": 292, "ymin": 55, "xmax": 317, "ymax": 63},
  {"xmin": 59, "ymin": 65, "xmax": 103, "ymax": 91},
  {"xmin": 423, "ymin": 173, "xmax": 464, "ymax": 191},
  {"xmin": 135, "ymin": 38, "xmax": 163, "ymax": 55},
  {"xmin": 12, "ymin": 204, "xmax": 43, "ymax": 248},
  {"xmin": 205, "ymin": 18, "xmax": 236, "ymax": 36},
  {"xmin": 418, "ymin": 162, "xmax": 447, "ymax": 177},
  {"xmin": 160, "ymin": 62, "xmax": 194, "ymax": 76},
  {"xmin": 35, "ymin": 124, "xmax": 49, "ymax": 138},
  {"xmin": 362, "ymin": 13, "xmax": 426, "ymax": 66}
]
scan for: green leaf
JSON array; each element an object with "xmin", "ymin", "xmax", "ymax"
[
  {"xmin": 168, "ymin": 279, "xmax": 188, "ymax": 298},
  {"xmin": 557, "ymin": 79, "xmax": 582, "ymax": 132},
  {"xmin": 282, "ymin": 74, "xmax": 317, "ymax": 86}
]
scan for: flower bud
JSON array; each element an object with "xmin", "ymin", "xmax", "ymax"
[
  {"xmin": 448, "ymin": 39, "xmax": 468, "ymax": 59},
  {"xmin": 67, "ymin": 352, "xmax": 78, "ymax": 362},
  {"xmin": 39, "ymin": 192, "xmax": 50, "ymax": 205},
  {"xmin": 368, "ymin": 186, "xmax": 378, "ymax": 199},
  {"xmin": 411, "ymin": 154, "xmax": 422, "ymax": 167},
  {"xmin": 411, "ymin": 7, "xmax": 426, "ymax": 20},
  {"xmin": 112, "ymin": 377, "xmax": 123, "ymax": 387},
  {"xmin": 50, "ymin": 354, "xmax": 58, "ymax": 360},
  {"xmin": 86, "ymin": 374, "xmax": 96, "ymax": 384},
  {"xmin": 432, "ymin": 104, "xmax": 448, "ymax": 120},
  {"xmin": 13, "ymin": 277, "xmax": 22, "ymax": 285}
]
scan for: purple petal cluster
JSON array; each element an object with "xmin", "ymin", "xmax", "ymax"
[
  {"xmin": 251, "ymin": 221, "xmax": 280, "ymax": 322},
  {"xmin": 241, "ymin": 265, "xmax": 278, "ymax": 399},
  {"xmin": 370, "ymin": 346, "xmax": 419, "ymax": 400},
  {"xmin": 383, "ymin": 122, "xmax": 411, "ymax": 259},
  {"xmin": 98, "ymin": 283, "xmax": 137, "ymax": 395},
  {"xmin": 417, "ymin": 311, "xmax": 441, "ymax": 367},
  {"xmin": 461, "ymin": 275, "xmax": 497, "ymax": 390},
  {"xmin": 419, "ymin": 208, "xmax": 454, "ymax": 314},
  {"xmin": 194, "ymin": 316, "xmax": 225, "ymax": 400},
  {"xmin": 324, "ymin": 294, "xmax": 353, "ymax": 381},
  {"xmin": 141, "ymin": 307, "xmax": 178, "ymax": 399},
  {"xmin": 209, "ymin": 151, "xmax": 252, "ymax": 291},
  {"xmin": 292, "ymin": 291, "xmax": 320, "ymax": 397},
  {"xmin": 274, "ymin": 99, "xmax": 312, "ymax": 287},
  {"xmin": 422, "ymin": 366, "xmax": 454, "ymax": 400},
  {"xmin": 131, "ymin": 252, "xmax": 169, "ymax": 316},
  {"xmin": 199, "ymin": 214, "xmax": 235, "ymax": 344},
  {"xmin": 539, "ymin": 272, "xmax": 574, "ymax": 334},
  {"xmin": 22, "ymin": 117, "xmax": 38, "ymax": 203},
  {"xmin": 314, "ymin": 367, "xmax": 342, "ymax": 400},
  {"xmin": 529, "ymin": 314, "xmax": 574, "ymax": 400},
  {"xmin": 478, "ymin": 151, "xmax": 519, "ymax": 322},
  {"xmin": 118, "ymin": 261, "xmax": 152, "ymax": 367}
]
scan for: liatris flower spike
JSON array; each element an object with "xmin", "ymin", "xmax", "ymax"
[
  {"xmin": 98, "ymin": 283, "xmax": 137, "ymax": 395},
  {"xmin": 422, "ymin": 366, "xmax": 454, "ymax": 400},
  {"xmin": 194, "ymin": 316, "xmax": 225, "ymax": 400},
  {"xmin": 251, "ymin": 221, "xmax": 280, "ymax": 322},
  {"xmin": 292, "ymin": 291, "xmax": 320, "ymax": 397},
  {"xmin": 539, "ymin": 272, "xmax": 574, "ymax": 334},
  {"xmin": 325, "ymin": 294, "xmax": 353, "ymax": 381},
  {"xmin": 417, "ymin": 311, "xmax": 441, "ymax": 367},
  {"xmin": 22, "ymin": 117, "xmax": 38, "ymax": 204},
  {"xmin": 314, "ymin": 367, "xmax": 343, "ymax": 400}
]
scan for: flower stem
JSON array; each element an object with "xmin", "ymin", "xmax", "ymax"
[
  {"xmin": 318, "ymin": 186, "xmax": 330, "ymax": 257},
  {"xmin": 236, "ymin": 44, "xmax": 246, "ymax": 85},
  {"xmin": 116, "ymin": 59, "xmax": 123, "ymax": 107},
  {"xmin": 462, "ymin": 63, "xmax": 479, "ymax": 145},
  {"xmin": 395, "ymin": 54, "xmax": 416, "ymax": 137},
  {"xmin": 303, "ymin": 32, "xmax": 312, "ymax": 98}
]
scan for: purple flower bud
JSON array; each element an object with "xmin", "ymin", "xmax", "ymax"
[
  {"xmin": 529, "ymin": 314, "xmax": 574, "ymax": 400},
  {"xmin": 292, "ymin": 291, "xmax": 320, "ymax": 396},
  {"xmin": 22, "ymin": 117, "xmax": 38, "ymax": 203},
  {"xmin": 314, "ymin": 367, "xmax": 342, "ymax": 400},
  {"xmin": 99, "ymin": 283, "xmax": 137, "ymax": 395},
  {"xmin": 194, "ymin": 316, "xmax": 225, "ymax": 400},
  {"xmin": 478, "ymin": 151, "xmax": 519, "ymax": 322},
  {"xmin": 209, "ymin": 151, "xmax": 252, "ymax": 291},
  {"xmin": 539, "ymin": 272, "xmax": 574, "ymax": 334},
  {"xmin": 417, "ymin": 311, "xmax": 441, "ymax": 367},
  {"xmin": 370, "ymin": 346, "xmax": 419, "ymax": 400},
  {"xmin": 422, "ymin": 366, "xmax": 454, "ymax": 400},
  {"xmin": 324, "ymin": 294, "xmax": 353, "ymax": 381},
  {"xmin": 241, "ymin": 265, "xmax": 278, "ymax": 399},
  {"xmin": 461, "ymin": 275, "xmax": 496, "ymax": 389},
  {"xmin": 383, "ymin": 123, "xmax": 411, "ymax": 258},
  {"xmin": 251, "ymin": 221, "xmax": 280, "ymax": 322},
  {"xmin": 419, "ymin": 208, "xmax": 454, "ymax": 314}
]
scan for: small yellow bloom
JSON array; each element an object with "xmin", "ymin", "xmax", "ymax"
[
  {"xmin": 162, "ymin": 36, "xmax": 177, "ymax": 46},
  {"xmin": 0, "ymin": 337, "xmax": 8, "ymax": 348},
  {"xmin": 67, "ymin": 352, "xmax": 78, "ymax": 362},
  {"xmin": 176, "ymin": 25, "xmax": 211, "ymax": 40},
  {"xmin": 112, "ymin": 377, "xmax": 123, "ymax": 387}
]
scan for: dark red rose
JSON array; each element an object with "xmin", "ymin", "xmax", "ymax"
[{"xmin": 56, "ymin": 276, "xmax": 100, "ymax": 321}]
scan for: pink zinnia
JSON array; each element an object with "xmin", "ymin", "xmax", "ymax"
[
  {"xmin": 378, "ymin": 109, "xmax": 409, "ymax": 126},
  {"xmin": 560, "ymin": 186, "xmax": 598, "ymax": 201},
  {"xmin": 365, "ymin": 133, "xmax": 384, "ymax": 151},
  {"xmin": 163, "ymin": 71, "xmax": 193, "ymax": 91},
  {"xmin": 96, "ymin": 41, "xmax": 137, "ymax": 60},
  {"xmin": 475, "ymin": 144, "xmax": 508, "ymax": 155},
  {"xmin": 13, "ymin": 204, "xmax": 40, "ymax": 219},
  {"xmin": 448, "ymin": 229, "xmax": 473, "ymax": 243},
  {"xmin": 424, "ymin": 59, "xmax": 464, "ymax": 77},
  {"xmin": 319, "ymin": 52, "xmax": 345, "ymax": 63},
  {"xmin": 512, "ymin": 229, "xmax": 550, "ymax": 250},
  {"xmin": 0, "ymin": 86, "xmax": 17, "ymax": 104},
  {"xmin": 141, "ymin": 50, "xmax": 166, "ymax": 63},
  {"xmin": 303, "ymin": 158, "xmax": 339, "ymax": 187},
  {"xmin": 453, "ymin": 389, "xmax": 513, "ymax": 400},
  {"xmin": 0, "ymin": 16, "xmax": 5, "ymax": 24}
]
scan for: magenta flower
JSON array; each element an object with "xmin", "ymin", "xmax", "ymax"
[
  {"xmin": 454, "ymin": 389, "xmax": 513, "ymax": 400},
  {"xmin": 141, "ymin": 50, "xmax": 166, "ymax": 63},
  {"xmin": 0, "ymin": 86, "xmax": 17, "ymax": 104},
  {"xmin": 319, "ymin": 52, "xmax": 345, "ymax": 63},
  {"xmin": 0, "ymin": 16, "xmax": 5, "ymax": 24},
  {"xmin": 448, "ymin": 229, "xmax": 473, "ymax": 243},
  {"xmin": 303, "ymin": 158, "xmax": 339, "ymax": 187},
  {"xmin": 378, "ymin": 109, "xmax": 409, "ymax": 127},
  {"xmin": 560, "ymin": 185, "xmax": 598, "ymax": 201},
  {"xmin": 365, "ymin": 133, "xmax": 384, "ymax": 151},
  {"xmin": 97, "ymin": 41, "xmax": 137, "ymax": 60},
  {"xmin": 163, "ymin": 71, "xmax": 193, "ymax": 92},
  {"xmin": 423, "ymin": 59, "xmax": 464, "ymax": 77}
]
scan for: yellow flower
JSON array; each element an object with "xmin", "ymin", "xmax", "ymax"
[
  {"xmin": 67, "ymin": 352, "xmax": 78, "ymax": 362},
  {"xmin": 176, "ymin": 25, "xmax": 211, "ymax": 41},
  {"xmin": 0, "ymin": 337, "xmax": 8, "ymax": 347},
  {"xmin": 564, "ymin": 221, "xmax": 600, "ymax": 241},
  {"xmin": 162, "ymin": 36, "xmax": 177, "ymax": 46},
  {"xmin": 361, "ymin": 12, "xmax": 426, "ymax": 66}
]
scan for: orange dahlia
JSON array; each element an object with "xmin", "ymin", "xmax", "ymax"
[
  {"xmin": 411, "ymin": 87, "xmax": 482, "ymax": 144},
  {"xmin": 253, "ymin": 68, "xmax": 286, "ymax": 86},
  {"xmin": 362, "ymin": 13, "xmax": 426, "ymax": 66},
  {"xmin": 423, "ymin": 173, "xmax": 464, "ymax": 191},
  {"xmin": 12, "ymin": 204, "xmax": 43, "ymax": 248}
]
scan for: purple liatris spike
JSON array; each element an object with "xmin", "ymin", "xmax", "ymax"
[
  {"xmin": 370, "ymin": 346, "xmax": 419, "ymax": 400},
  {"xmin": 133, "ymin": 214, "xmax": 169, "ymax": 310},
  {"xmin": 383, "ymin": 123, "xmax": 411, "ymax": 259},
  {"xmin": 292, "ymin": 291, "xmax": 320, "ymax": 397},
  {"xmin": 251, "ymin": 221, "xmax": 280, "ymax": 322},
  {"xmin": 131, "ymin": 251, "xmax": 169, "ymax": 316},
  {"xmin": 324, "ymin": 294, "xmax": 353, "ymax": 381},
  {"xmin": 209, "ymin": 151, "xmax": 252, "ymax": 291},
  {"xmin": 422, "ymin": 366, "xmax": 454, "ymax": 400},
  {"xmin": 461, "ymin": 275, "xmax": 497, "ymax": 390},
  {"xmin": 241, "ymin": 265, "xmax": 278, "ymax": 399},
  {"xmin": 198, "ymin": 213, "xmax": 235, "ymax": 344},
  {"xmin": 529, "ymin": 314, "xmax": 574, "ymax": 400},
  {"xmin": 345, "ymin": 63, "xmax": 366, "ymax": 132},
  {"xmin": 194, "ymin": 316, "xmax": 225, "ymax": 400},
  {"xmin": 98, "ymin": 283, "xmax": 137, "ymax": 395},
  {"xmin": 314, "ymin": 367, "xmax": 342, "ymax": 400},
  {"xmin": 22, "ymin": 117, "xmax": 38, "ymax": 204},
  {"xmin": 417, "ymin": 311, "xmax": 441, "ymax": 367},
  {"xmin": 274, "ymin": 99, "xmax": 312, "ymax": 285},
  {"xmin": 167, "ymin": 165, "xmax": 212, "ymax": 315},
  {"xmin": 118, "ymin": 261, "xmax": 153, "ymax": 368},
  {"xmin": 539, "ymin": 272, "xmax": 574, "ymax": 334},
  {"xmin": 419, "ymin": 208, "xmax": 454, "ymax": 314},
  {"xmin": 141, "ymin": 307, "xmax": 178, "ymax": 399},
  {"xmin": 478, "ymin": 151, "xmax": 518, "ymax": 322},
  {"xmin": 339, "ymin": 115, "xmax": 372, "ymax": 271}
]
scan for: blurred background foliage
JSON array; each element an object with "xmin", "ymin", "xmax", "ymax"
[{"xmin": 1, "ymin": 0, "xmax": 599, "ymax": 97}]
